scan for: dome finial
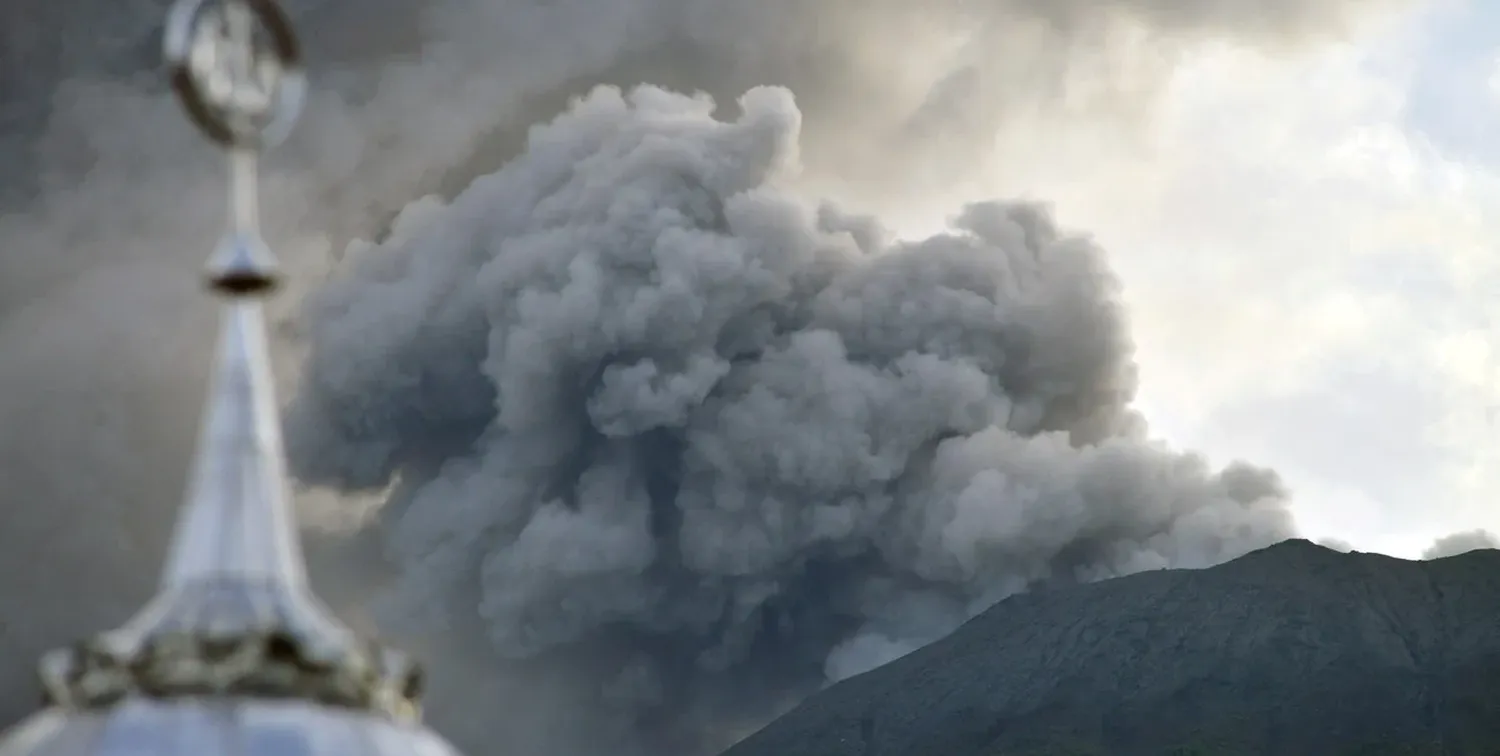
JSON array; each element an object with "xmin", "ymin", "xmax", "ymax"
[
  {"xmin": 165, "ymin": 0, "xmax": 305, "ymax": 295},
  {"xmin": 21, "ymin": 0, "xmax": 426, "ymax": 717},
  {"xmin": 0, "ymin": 6, "xmax": 466, "ymax": 751}
]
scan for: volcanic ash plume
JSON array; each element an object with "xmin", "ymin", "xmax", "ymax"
[
  {"xmin": 1423, "ymin": 530, "xmax": 1500, "ymax": 560},
  {"xmin": 284, "ymin": 83, "xmax": 1294, "ymax": 753}
]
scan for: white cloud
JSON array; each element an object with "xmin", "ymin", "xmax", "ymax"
[
  {"xmin": 928, "ymin": 1, "xmax": 1500, "ymax": 554},
  {"xmin": 1486, "ymin": 52, "xmax": 1500, "ymax": 98}
]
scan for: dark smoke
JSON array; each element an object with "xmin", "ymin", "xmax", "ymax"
[
  {"xmin": 0, "ymin": 0, "xmax": 1410, "ymax": 754},
  {"xmin": 284, "ymin": 84, "xmax": 1294, "ymax": 755}
]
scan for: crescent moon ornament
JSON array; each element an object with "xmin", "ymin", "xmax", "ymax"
[{"xmin": 163, "ymin": 0, "xmax": 305, "ymax": 150}]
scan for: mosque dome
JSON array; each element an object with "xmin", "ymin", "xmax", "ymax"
[{"xmin": 1, "ymin": 699, "xmax": 461, "ymax": 756}]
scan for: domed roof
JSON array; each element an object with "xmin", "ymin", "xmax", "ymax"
[
  {"xmin": 1, "ymin": 700, "xmax": 461, "ymax": 756},
  {"xmin": 0, "ymin": 1, "xmax": 467, "ymax": 753}
]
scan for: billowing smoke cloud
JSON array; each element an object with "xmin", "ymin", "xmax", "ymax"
[
  {"xmin": 284, "ymin": 83, "xmax": 1294, "ymax": 755},
  {"xmin": 0, "ymin": 0, "xmax": 1407, "ymax": 753},
  {"xmin": 1317, "ymin": 537, "xmax": 1356, "ymax": 553},
  {"xmin": 1422, "ymin": 530, "xmax": 1500, "ymax": 560}
]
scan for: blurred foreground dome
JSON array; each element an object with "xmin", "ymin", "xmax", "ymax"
[{"xmin": 1, "ymin": 700, "xmax": 460, "ymax": 756}]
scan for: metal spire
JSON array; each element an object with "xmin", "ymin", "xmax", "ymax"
[
  {"xmin": 158, "ymin": 0, "xmax": 303, "ymax": 594},
  {"xmin": 30, "ymin": 0, "xmax": 426, "ymax": 725}
]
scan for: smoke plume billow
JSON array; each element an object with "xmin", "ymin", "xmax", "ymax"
[
  {"xmin": 1422, "ymin": 530, "xmax": 1500, "ymax": 560},
  {"xmin": 284, "ymin": 83, "xmax": 1295, "ymax": 755}
]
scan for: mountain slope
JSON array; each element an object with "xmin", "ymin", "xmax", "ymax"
[{"xmin": 720, "ymin": 540, "xmax": 1500, "ymax": 756}]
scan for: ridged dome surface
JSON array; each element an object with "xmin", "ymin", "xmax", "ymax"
[{"xmin": 0, "ymin": 699, "xmax": 461, "ymax": 756}]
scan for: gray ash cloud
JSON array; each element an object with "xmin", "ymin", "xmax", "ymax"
[
  {"xmin": 1423, "ymin": 530, "xmax": 1500, "ymax": 560},
  {"xmin": 283, "ymin": 84, "xmax": 1294, "ymax": 755}
]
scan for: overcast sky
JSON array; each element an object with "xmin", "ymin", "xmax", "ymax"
[{"xmin": 887, "ymin": 0, "xmax": 1500, "ymax": 559}]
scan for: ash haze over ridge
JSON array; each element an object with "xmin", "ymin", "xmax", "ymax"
[
  {"xmin": 0, "ymin": 0, "xmax": 1442, "ymax": 754},
  {"xmin": 283, "ymin": 83, "xmax": 1297, "ymax": 754}
]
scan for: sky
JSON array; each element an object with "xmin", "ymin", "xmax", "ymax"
[{"xmin": 904, "ymin": 0, "xmax": 1500, "ymax": 559}]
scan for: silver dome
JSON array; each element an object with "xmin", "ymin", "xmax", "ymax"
[
  {"xmin": 0, "ymin": 1, "xmax": 467, "ymax": 753},
  {"xmin": 0, "ymin": 700, "xmax": 457, "ymax": 756}
]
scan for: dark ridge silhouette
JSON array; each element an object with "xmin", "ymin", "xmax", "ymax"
[{"xmin": 720, "ymin": 539, "xmax": 1500, "ymax": 756}]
